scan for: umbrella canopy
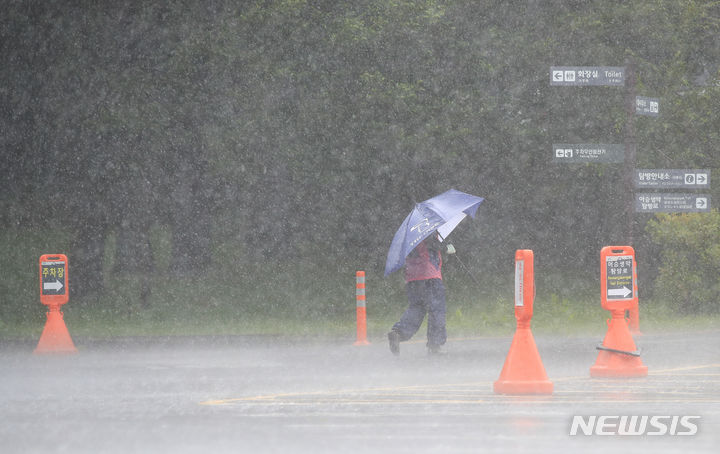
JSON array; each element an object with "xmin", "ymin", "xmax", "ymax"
[{"xmin": 384, "ymin": 189, "xmax": 484, "ymax": 276}]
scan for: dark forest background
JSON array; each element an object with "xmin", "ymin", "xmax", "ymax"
[{"xmin": 2, "ymin": 1, "xmax": 719, "ymax": 319}]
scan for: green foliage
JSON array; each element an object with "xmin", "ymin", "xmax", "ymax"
[
  {"xmin": 0, "ymin": 228, "xmax": 72, "ymax": 332},
  {"xmin": 2, "ymin": 225, "xmax": 718, "ymax": 339},
  {"xmin": 2, "ymin": 0, "xmax": 720, "ymax": 320},
  {"xmin": 647, "ymin": 211, "xmax": 720, "ymax": 313}
]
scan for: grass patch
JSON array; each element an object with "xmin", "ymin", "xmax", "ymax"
[
  {"xmin": 5, "ymin": 285, "xmax": 718, "ymax": 342},
  {"xmin": 1, "ymin": 227, "xmax": 718, "ymax": 341}
]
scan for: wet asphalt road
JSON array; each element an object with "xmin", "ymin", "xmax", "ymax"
[{"xmin": 1, "ymin": 330, "xmax": 719, "ymax": 453}]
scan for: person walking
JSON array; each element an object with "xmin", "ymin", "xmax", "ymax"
[{"xmin": 388, "ymin": 233, "xmax": 450, "ymax": 356}]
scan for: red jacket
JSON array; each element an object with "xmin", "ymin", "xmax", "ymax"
[{"xmin": 405, "ymin": 238, "xmax": 442, "ymax": 282}]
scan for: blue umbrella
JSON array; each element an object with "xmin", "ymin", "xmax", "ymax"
[{"xmin": 384, "ymin": 189, "xmax": 484, "ymax": 276}]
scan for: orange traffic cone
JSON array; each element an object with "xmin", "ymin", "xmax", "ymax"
[
  {"xmin": 494, "ymin": 321, "xmax": 554, "ymax": 394},
  {"xmin": 494, "ymin": 250, "xmax": 552, "ymax": 395},
  {"xmin": 34, "ymin": 306, "xmax": 78, "ymax": 354},
  {"xmin": 590, "ymin": 311, "xmax": 646, "ymax": 377}
]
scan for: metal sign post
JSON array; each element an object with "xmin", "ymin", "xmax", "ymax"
[
  {"xmin": 551, "ymin": 59, "xmax": 711, "ymax": 245},
  {"xmin": 623, "ymin": 59, "xmax": 637, "ymax": 245}
]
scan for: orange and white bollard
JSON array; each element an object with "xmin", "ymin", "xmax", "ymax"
[
  {"xmin": 494, "ymin": 250, "xmax": 553, "ymax": 394},
  {"xmin": 354, "ymin": 271, "xmax": 370, "ymax": 346}
]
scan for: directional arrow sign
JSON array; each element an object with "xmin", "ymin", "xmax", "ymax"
[
  {"xmin": 607, "ymin": 286, "xmax": 632, "ymax": 298},
  {"xmin": 550, "ymin": 66, "xmax": 625, "ymax": 86},
  {"xmin": 635, "ymin": 169, "xmax": 711, "ymax": 188},
  {"xmin": 40, "ymin": 256, "xmax": 67, "ymax": 298},
  {"xmin": 635, "ymin": 193, "xmax": 711, "ymax": 213},
  {"xmin": 43, "ymin": 280, "xmax": 64, "ymax": 292}
]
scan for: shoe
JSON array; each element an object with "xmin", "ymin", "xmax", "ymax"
[
  {"xmin": 427, "ymin": 344, "xmax": 446, "ymax": 356},
  {"xmin": 388, "ymin": 330, "xmax": 400, "ymax": 356}
]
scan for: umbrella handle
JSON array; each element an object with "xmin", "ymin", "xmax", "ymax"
[{"xmin": 450, "ymin": 251, "xmax": 482, "ymax": 288}]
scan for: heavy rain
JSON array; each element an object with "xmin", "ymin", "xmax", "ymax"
[{"xmin": 1, "ymin": 1, "xmax": 719, "ymax": 453}]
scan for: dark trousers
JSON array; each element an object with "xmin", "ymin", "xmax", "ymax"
[{"xmin": 392, "ymin": 278, "xmax": 447, "ymax": 347}]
